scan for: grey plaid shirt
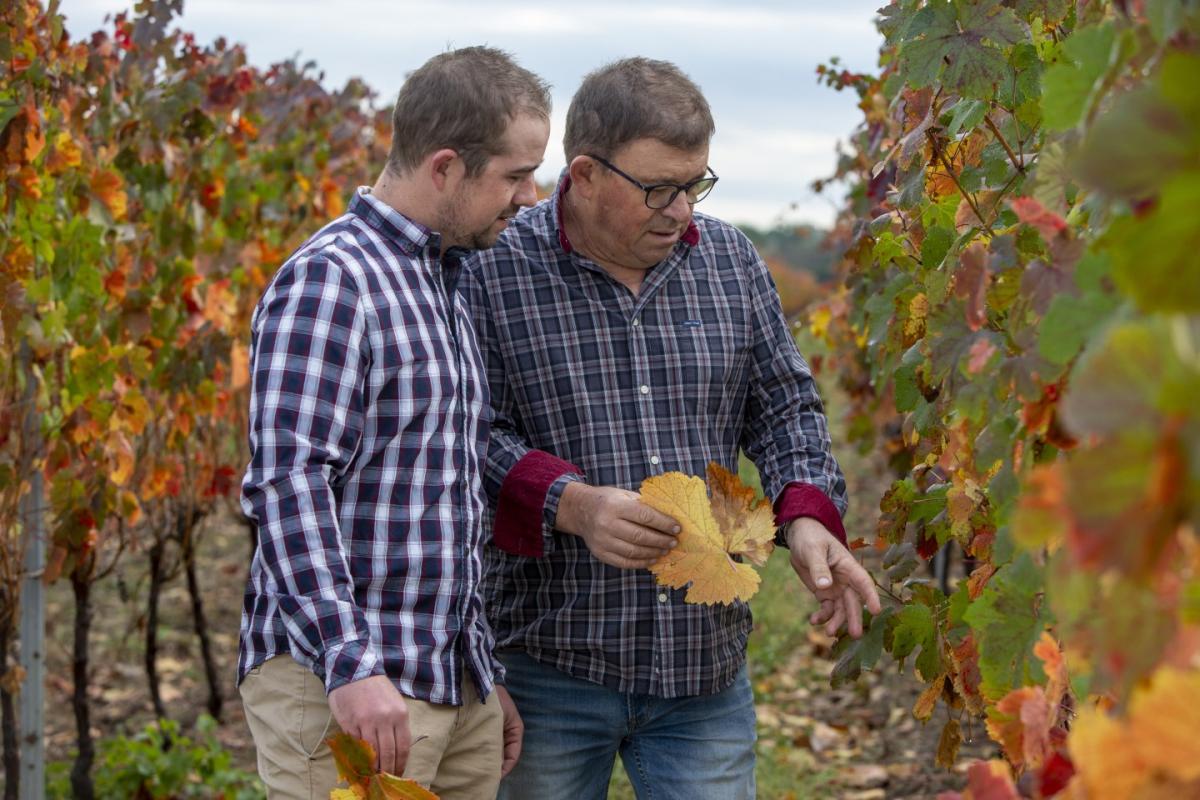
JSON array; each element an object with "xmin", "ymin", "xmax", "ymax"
[{"xmin": 459, "ymin": 179, "xmax": 847, "ymax": 698}]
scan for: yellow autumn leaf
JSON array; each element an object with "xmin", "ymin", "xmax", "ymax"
[
  {"xmin": 640, "ymin": 464, "xmax": 775, "ymax": 605},
  {"xmin": 1127, "ymin": 667, "xmax": 1200, "ymax": 785},
  {"xmin": 46, "ymin": 131, "xmax": 83, "ymax": 174},
  {"xmin": 809, "ymin": 305, "xmax": 833, "ymax": 341},
  {"xmin": 1069, "ymin": 668, "xmax": 1200, "ymax": 800},
  {"xmin": 905, "ymin": 292, "xmax": 929, "ymax": 340},
  {"xmin": 109, "ymin": 431, "xmax": 135, "ymax": 487},
  {"xmin": 327, "ymin": 733, "xmax": 439, "ymax": 800}
]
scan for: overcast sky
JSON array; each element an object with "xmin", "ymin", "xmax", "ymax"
[{"xmin": 59, "ymin": 1, "xmax": 884, "ymax": 229}]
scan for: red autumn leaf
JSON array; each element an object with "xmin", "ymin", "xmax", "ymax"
[
  {"xmin": 1010, "ymin": 196, "xmax": 1068, "ymax": 244},
  {"xmin": 954, "ymin": 244, "xmax": 990, "ymax": 332}
]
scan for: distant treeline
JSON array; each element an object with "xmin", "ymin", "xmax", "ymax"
[{"xmin": 741, "ymin": 223, "xmax": 840, "ymax": 283}]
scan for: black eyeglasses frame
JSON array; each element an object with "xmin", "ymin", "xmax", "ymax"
[{"xmin": 586, "ymin": 154, "xmax": 719, "ymax": 210}]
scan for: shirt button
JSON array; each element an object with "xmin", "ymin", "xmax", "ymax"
[
  {"xmin": 650, "ymin": 455, "xmax": 660, "ymax": 466},
  {"xmin": 632, "ymin": 317, "xmax": 640, "ymax": 327},
  {"xmin": 658, "ymin": 593, "xmax": 668, "ymax": 603},
  {"xmin": 640, "ymin": 384, "xmax": 650, "ymax": 395}
]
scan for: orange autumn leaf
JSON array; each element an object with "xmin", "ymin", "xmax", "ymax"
[
  {"xmin": 926, "ymin": 130, "xmax": 986, "ymax": 199},
  {"xmin": 327, "ymin": 733, "xmax": 438, "ymax": 800},
  {"xmin": 641, "ymin": 464, "xmax": 776, "ymax": 605},
  {"xmin": 706, "ymin": 463, "xmax": 775, "ymax": 567},
  {"xmin": 90, "ymin": 168, "xmax": 127, "ymax": 220},
  {"xmin": 914, "ymin": 672, "xmax": 946, "ymax": 721},
  {"xmin": 960, "ymin": 760, "xmax": 1020, "ymax": 799},
  {"xmin": 986, "ymin": 633, "xmax": 1069, "ymax": 770}
]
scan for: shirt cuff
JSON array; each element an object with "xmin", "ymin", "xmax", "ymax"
[
  {"xmin": 321, "ymin": 637, "xmax": 386, "ymax": 695},
  {"xmin": 495, "ymin": 450, "xmax": 585, "ymax": 557},
  {"xmin": 772, "ymin": 482, "xmax": 847, "ymax": 548}
]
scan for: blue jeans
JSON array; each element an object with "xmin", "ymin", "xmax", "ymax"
[{"xmin": 496, "ymin": 650, "xmax": 756, "ymax": 800}]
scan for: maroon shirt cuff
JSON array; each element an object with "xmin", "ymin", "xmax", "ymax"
[
  {"xmin": 495, "ymin": 450, "xmax": 584, "ymax": 557},
  {"xmin": 773, "ymin": 482, "xmax": 847, "ymax": 547}
]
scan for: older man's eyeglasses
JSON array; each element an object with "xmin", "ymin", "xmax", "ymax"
[{"xmin": 587, "ymin": 154, "xmax": 718, "ymax": 210}]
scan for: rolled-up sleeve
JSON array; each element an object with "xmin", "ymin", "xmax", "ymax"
[
  {"xmin": 459, "ymin": 264, "xmax": 583, "ymax": 558},
  {"xmin": 240, "ymin": 254, "xmax": 385, "ymax": 693}
]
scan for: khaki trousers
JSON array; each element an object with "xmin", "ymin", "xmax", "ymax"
[{"xmin": 240, "ymin": 655, "xmax": 503, "ymax": 800}]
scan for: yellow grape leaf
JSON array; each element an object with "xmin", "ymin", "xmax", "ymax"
[
  {"xmin": 375, "ymin": 773, "xmax": 440, "ymax": 799},
  {"xmin": 327, "ymin": 733, "xmax": 438, "ymax": 800},
  {"xmin": 905, "ymin": 292, "xmax": 929, "ymax": 340},
  {"xmin": 641, "ymin": 464, "xmax": 775, "ymax": 605},
  {"xmin": 1069, "ymin": 668, "xmax": 1200, "ymax": 800},
  {"xmin": 1127, "ymin": 667, "xmax": 1200, "ymax": 785}
]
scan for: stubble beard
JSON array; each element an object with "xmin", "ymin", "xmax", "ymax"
[{"xmin": 437, "ymin": 184, "xmax": 505, "ymax": 252}]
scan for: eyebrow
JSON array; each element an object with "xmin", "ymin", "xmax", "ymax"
[
  {"xmin": 509, "ymin": 162, "xmax": 542, "ymax": 175},
  {"xmin": 643, "ymin": 169, "xmax": 708, "ymax": 184}
]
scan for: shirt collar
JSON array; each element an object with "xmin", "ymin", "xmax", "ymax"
[
  {"xmin": 551, "ymin": 173, "xmax": 702, "ymax": 256},
  {"xmin": 350, "ymin": 186, "xmax": 436, "ymax": 257}
]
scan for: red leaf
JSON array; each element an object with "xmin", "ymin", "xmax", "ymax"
[
  {"xmin": 1039, "ymin": 750, "xmax": 1076, "ymax": 796},
  {"xmin": 1010, "ymin": 196, "xmax": 1068, "ymax": 243},
  {"xmin": 954, "ymin": 244, "xmax": 991, "ymax": 332}
]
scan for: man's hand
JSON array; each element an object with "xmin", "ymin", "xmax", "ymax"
[
  {"xmin": 494, "ymin": 685, "xmax": 523, "ymax": 777},
  {"xmin": 555, "ymin": 483, "xmax": 680, "ymax": 569},
  {"xmin": 787, "ymin": 517, "xmax": 883, "ymax": 639},
  {"xmin": 328, "ymin": 675, "xmax": 411, "ymax": 775}
]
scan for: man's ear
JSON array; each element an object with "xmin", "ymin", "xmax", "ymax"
[
  {"xmin": 566, "ymin": 155, "xmax": 598, "ymax": 198},
  {"xmin": 428, "ymin": 148, "xmax": 461, "ymax": 192}
]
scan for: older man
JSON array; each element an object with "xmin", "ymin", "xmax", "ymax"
[
  {"xmin": 238, "ymin": 47, "xmax": 550, "ymax": 799},
  {"xmin": 460, "ymin": 58, "xmax": 881, "ymax": 799}
]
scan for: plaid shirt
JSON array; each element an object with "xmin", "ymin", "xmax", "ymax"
[
  {"xmin": 238, "ymin": 187, "xmax": 498, "ymax": 706},
  {"xmin": 460, "ymin": 180, "xmax": 847, "ymax": 698}
]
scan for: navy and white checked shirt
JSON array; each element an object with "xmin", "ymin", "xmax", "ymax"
[
  {"xmin": 239, "ymin": 187, "xmax": 499, "ymax": 705},
  {"xmin": 460, "ymin": 180, "xmax": 848, "ymax": 698}
]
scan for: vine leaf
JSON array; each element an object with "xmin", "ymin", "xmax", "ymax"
[
  {"xmin": 898, "ymin": 0, "xmax": 1029, "ymax": 99},
  {"xmin": 962, "ymin": 553, "xmax": 1048, "ymax": 700},
  {"xmin": 641, "ymin": 464, "xmax": 776, "ymax": 605},
  {"xmin": 1041, "ymin": 22, "xmax": 1115, "ymax": 131},
  {"xmin": 327, "ymin": 733, "xmax": 438, "ymax": 800},
  {"xmin": 1068, "ymin": 668, "xmax": 1200, "ymax": 798}
]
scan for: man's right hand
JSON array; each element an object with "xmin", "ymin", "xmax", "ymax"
[
  {"xmin": 555, "ymin": 483, "xmax": 680, "ymax": 569},
  {"xmin": 328, "ymin": 674, "xmax": 411, "ymax": 775}
]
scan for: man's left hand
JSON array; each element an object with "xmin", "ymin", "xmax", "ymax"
[
  {"xmin": 494, "ymin": 684, "xmax": 524, "ymax": 777},
  {"xmin": 786, "ymin": 517, "xmax": 882, "ymax": 639}
]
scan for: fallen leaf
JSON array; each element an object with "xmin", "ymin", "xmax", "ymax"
[{"xmin": 841, "ymin": 764, "xmax": 889, "ymax": 789}]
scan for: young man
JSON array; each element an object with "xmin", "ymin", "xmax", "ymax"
[
  {"xmin": 237, "ymin": 47, "xmax": 550, "ymax": 799},
  {"xmin": 461, "ymin": 58, "xmax": 881, "ymax": 799}
]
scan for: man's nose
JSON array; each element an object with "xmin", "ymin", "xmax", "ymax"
[
  {"xmin": 514, "ymin": 174, "xmax": 539, "ymax": 207},
  {"xmin": 660, "ymin": 189, "xmax": 693, "ymax": 223}
]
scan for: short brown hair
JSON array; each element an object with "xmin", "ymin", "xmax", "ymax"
[
  {"xmin": 387, "ymin": 47, "xmax": 551, "ymax": 177},
  {"xmin": 564, "ymin": 58, "xmax": 714, "ymax": 161}
]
